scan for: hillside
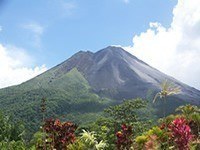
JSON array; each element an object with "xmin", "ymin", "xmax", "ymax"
[
  {"xmin": 0, "ymin": 46, "xmax": 199, "ymax": 133},
  {"xmin": 0, "ymin": 68, "xmax": 112, "ymax": 132}
]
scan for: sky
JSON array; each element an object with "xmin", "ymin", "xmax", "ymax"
[{"xmin": 0, "ymin": 0, "xmax": 199, "ymax": 90}]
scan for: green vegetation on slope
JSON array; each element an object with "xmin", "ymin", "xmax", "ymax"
[{"xmin": 0, "ymin": 68, "xmax": 113, "ymax": 136}]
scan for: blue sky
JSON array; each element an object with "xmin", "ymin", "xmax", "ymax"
[
  {"xmin": 0, "ymin": 0, "xmax": 176, "ymax": 67},
  {"xmin": 0, "ymin": 0, "xmax": 200, "ymax": 90}
]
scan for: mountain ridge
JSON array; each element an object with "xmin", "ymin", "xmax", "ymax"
[
  {"xmin": 48, "ymin": 46, "xmax": 199, "ymax": 104},
  {"xmin": 3, "ymin": 46, "xmax": 200, "ymax": 104},
  {"xmin": 0, "ymin": 46, "xmax": 199, "ymax": 133}
]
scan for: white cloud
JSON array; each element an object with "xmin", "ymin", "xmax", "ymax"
[
  {"xmin": 0, "ymin": 26, "xmax": 2, "ymax": 32},
  {"xmin": 22, "ymin": 22, "xmax": 44, "ymax": 47},
  {"xmin": 123, "ymin": 0, "xmax": 130, "ymax": 4},
  {"xmin": 124, "ymin": 0, "xmax": 200, "ymax": 90},
  {"xmin": 0, "ymin": 44, "xmax": 47, "ymax": 89}
]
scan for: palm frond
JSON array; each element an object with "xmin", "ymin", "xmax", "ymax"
[
  {"xmin": 153, "ymin": 93, "xmax": 161, "ymax": 103},
  {"xmin": 153, "ymin": 80, "xmax": 181, "ymax": 103}
]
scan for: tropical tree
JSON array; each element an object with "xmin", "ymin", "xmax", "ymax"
[
  {"xmin": 0, "ymin": 111, "xmax": 26, "ymax": 149},
  {"xmin": 153, "ymin": 80, "xmax": 181, "ymax": 118},
  {"xmin": 104, "ymin": 98, "xmax": 147, "ymax": 125}
]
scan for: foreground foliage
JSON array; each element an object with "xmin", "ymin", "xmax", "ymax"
[
  {"xmin": 0, "ymin": 112, "xmax": 26, "ymax": 149},
  {"xmin": 0, "ymin": 99, "xmax": 199, "ymax": 149},
  {"xmin": 134, "ymin": 104, "xmax": 200, "ymax": 150}
]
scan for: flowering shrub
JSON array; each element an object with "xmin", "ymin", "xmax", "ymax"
[
  {"xmin": 116, "ymin": 124, "xmax": 133, "ymax": 150},
  {"xmin": 43, "ymin": 118, "xmax": 77, "ymax": 149},
  {"xmin": 168, "ymin": 117, "xmax": 193, "ymax": 150}
]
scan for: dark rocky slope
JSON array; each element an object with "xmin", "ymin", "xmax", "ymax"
[{"xmin": 52, "ymin": 46, "xmax": 200, "ymax": 104}]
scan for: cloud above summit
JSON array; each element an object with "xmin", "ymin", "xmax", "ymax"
[{"xmin": 124, "ymin": 0, "xmax": 200, "ymax": 90}]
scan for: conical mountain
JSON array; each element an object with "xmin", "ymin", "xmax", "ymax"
[
  {"xmin": 0, "ymin": 46, "xmax": 199, "ymax": 133},
  {"xmin": 46, "ymin": 46, "xmax": 200, "ymax": 103}
]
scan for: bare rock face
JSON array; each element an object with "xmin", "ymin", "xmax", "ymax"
[{"xmin": 53, "ymin": 46, "xmax": 200, "ymax": 104}]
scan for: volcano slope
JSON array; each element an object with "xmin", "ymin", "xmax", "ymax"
[{"xmin": 0, "ymin": 46, "xmax": 199, "ymax": 132}]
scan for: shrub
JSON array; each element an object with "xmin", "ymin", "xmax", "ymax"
[
  {"xmin": 43, "ymin": 118, "xmax": 77, "ymax": 149},
  {"xmin": 116, "ymin": 124, "xmax": 133, "ymax": 150},
  {"xmin": 168, "ymin": 117, "xmax": 193, "ymax": 150},
  {"xmin": 68, "ymin": 130, "xmax": 107, "ymax": 150}
]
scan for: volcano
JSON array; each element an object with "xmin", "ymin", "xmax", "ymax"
[
  {"xmin": 52, "ymin": 46, "xmax": 200, "ymax": 104},
  {"xmin": 0, "ymin": 46, "xmax": 199, "ymax": 131}
]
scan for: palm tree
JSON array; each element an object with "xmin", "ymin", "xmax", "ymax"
[
  {"xmin": 153, "ymin": 80, "xmax": 181, "ymax": 149},
  {"xmin": 153, "ymin": 80, "xmax": 181, "ymax": 118}
]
